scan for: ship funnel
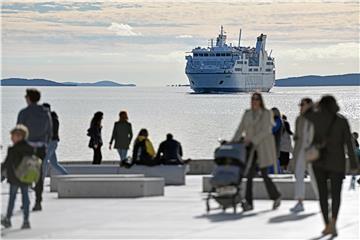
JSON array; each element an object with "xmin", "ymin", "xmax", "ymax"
[{"xmin": 255, "ymin": 33, "xmax": 267, "ymax": 54}]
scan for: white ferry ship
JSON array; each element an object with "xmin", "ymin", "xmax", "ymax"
[{"xmin": 185, "ymin": 26, "xmax": 275, "ymax": 93}]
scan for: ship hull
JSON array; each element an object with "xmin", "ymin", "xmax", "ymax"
[{"xmin": 186, "ymin": 73, "xmax": 275, "ymax": 93}]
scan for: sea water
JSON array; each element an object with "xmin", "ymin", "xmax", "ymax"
[{"xmin": 1, "ymin": 86, "xmax": 359, "ymax": 161}]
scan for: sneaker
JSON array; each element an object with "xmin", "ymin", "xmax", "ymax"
[
  {"xmin": 21, "ymin": 221, "xmax": 31, "ymax": 229},
  {"xmin": 32, "ymin": 203, "xmax": 42, "ymax": 211},
  {"xmin": 1, "ymin": 217, "xmax": 11, "ymax": 228},
  {"xmin": 241, "ymin": 201, "xmax": 254, "ymax": 212},
  {"xmin": 290, "ymin": 202, "xmax": 304, "ymax": 213},
  {"xmin": 273, "ymin": 196, "xmax": 281, "ymax": 210}
]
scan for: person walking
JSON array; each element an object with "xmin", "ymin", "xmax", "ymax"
[
  {"xmin": 290, "ymin": 98, "xmax": 318, "ymax": 213},
  {"xmin": 132, "ymin": 129, "xmax": 157, "ymax": 166},
  {"xmin": 109, "ymin": 111, "xmax": 133, "ymax": 164},
  {"xmin": 42, "ymin": 103, "xmax": 68, "ymax": 177},
  {"xmin": 279, "ymin": 115, "xmax": 293, "ymax": 173},
  {"xmin": 87, "ymin": 112, "xmax": 103, "ymax": 165},
  {"xmin": 232, "ymin": 92, "xmax": 281, "ymax": 211},
  {"xmin": 306, "ymin": 95, "xmax": 359, "ymax": 237},
  {"xmin": 270, "ymin": 107, "xmax": 282, "ymax": 174},
  {"xmin": 1, "ymin": 125, "xmax": 34, "ymax": 229},
  {"xmin": 17, "ymin": 89, "xmax": 52, "ymax": 211}
]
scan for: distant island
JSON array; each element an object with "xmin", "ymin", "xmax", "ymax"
[
  {"xmin": 0, "ymin": 78, "xmax": 136, "ymax": 87},
  {"xmin": 275, "ymin": 73, "xmax": 360, "ymax": 86}
]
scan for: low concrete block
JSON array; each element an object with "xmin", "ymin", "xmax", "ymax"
[
  {"xmin": 50, "ymin": 164, "xmax": 119, "ymax": 175},
  {"xmin": 57, "ymin": 177, "xmax": 165, "ymax": 198},
  {"xmin": 188, "ymin": 159, "xmax": 214, "ymax": 175},
  {"xmin": 50, "ymin": 174, "xmax": 144, "ymax": 192},
  {"xmin": 117, "ymin": 165, "xmax": 187, "ymax": 185},
  {"xmin": 203, "ymin": 175, "xmax": 318, "ymax": 200}
]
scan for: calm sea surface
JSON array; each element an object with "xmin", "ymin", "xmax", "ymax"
[{"xmin": 1, "ymin": 86, "xmax": 359, "ymax": 161}]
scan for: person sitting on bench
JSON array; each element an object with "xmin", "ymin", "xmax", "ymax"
[
  {"xmin": 131, "ymin": 129, "xmax": 157, "ymax": 166},
  {"xmin": 155, "ymin": 134, "xmax": 190, "ymax": 165}
]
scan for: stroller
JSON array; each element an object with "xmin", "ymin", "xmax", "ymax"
[{"xmin": 205, "ymin": 141, "xmax": 249, "ymax": 214}]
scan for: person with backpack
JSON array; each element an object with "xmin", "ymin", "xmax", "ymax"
[
  {"xmin": 42, "ymin": 103, "xmax": 68, "ymax": 177},
  {"xmin": 306, "ymin": 95, "xmax": 359, "ymax": 237},
  {"xmin": 232, "ymin": 92, "xmax": 281, "ymax": 212},
  {"xmin": 109, "ymin": 111, "xmax": 133, "ymax": 164},
  {"xmin": 17, "ymin": 89, "xmax": 52, "ymax": 211},
  {"xmin": 87, "ymin": 112, "xmax": 104, "ymax": 165},
  {"xmin": 1, "ymin": 125, "xmax": 37, "ymax": 229},
  {"xmin": 131, "ymin": 129, "xmax": 157, "ymax": 166},
  {"xmin": 279, "ymin": 114, "xmax": 293, "ymax": 173}
]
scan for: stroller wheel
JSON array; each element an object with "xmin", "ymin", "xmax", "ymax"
[
  {"xmin": 206, "ymin": 200, "xmax": 210, "ymax": 213},
  {"xmin": 233, "ymin": 205, "xmax": 237, "ymax": 214},
  {"xmin": 222, "ymin": 206, "xmax": 226, "ymax": 212}
]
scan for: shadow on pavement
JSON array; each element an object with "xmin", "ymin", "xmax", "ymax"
[
  {"xmin": 195, "ymin": 209, "xmax": 272, "ymax": 222},
  {"xmin": 268, "ymin": 212, "xmax": 318, "ymax": 223}
]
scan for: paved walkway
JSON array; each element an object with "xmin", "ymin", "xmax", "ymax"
[{"xmin": 1, "ymin": 176, "xmax": 359, "ymax": 239}]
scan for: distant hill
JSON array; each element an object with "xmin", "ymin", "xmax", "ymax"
[
  {"xmin": 1, "ymin": 78, "xmax": 136, "ymax": 87},
  {"xmin": 275, "ymin": 73, "xmax": 360, "ymax": 86}
]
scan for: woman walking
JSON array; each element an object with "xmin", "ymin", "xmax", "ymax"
[
  {"xmin": 87, "ymin": 112, "xmax": 103, "ymax": 165},
  {"xmin": 232, "ymin": 92, "xmax": 281, "ymax": 211},
  {"xmin": 290, "ymin": 98, "xmax": 318, "ymax": 213},
  {"xmin": 306, "ymin": 95, "xmax": 358, "ymax": 236},
  {"xmin": 109, "ymin": 111, "xmax": 133, "ymax": 164}
]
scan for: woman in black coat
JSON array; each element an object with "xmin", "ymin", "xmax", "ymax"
[
  {"xmin": 306, "ymin": 95, "xmax": 358, "ymax": 237},
  {"xmin": 87, "ymin": 112, "xmax": 103, "ymax": 164}
]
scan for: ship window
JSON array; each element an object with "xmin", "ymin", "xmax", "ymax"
[
  {"xmin": 194, "ymin": 53, "xmax": 198, "ymax": 57},
  {"xmin": 221, "ymin": 53, "xmax": 226, "ymax": 56},
  {"xmin": 254, "ymin": 68, "xmax": 258, "ymax": 72},
  {"xmin": 199, "ymin": 53, "xmax": 204, "ymax": 57},
  {"xmin": 204, "ymin": 53, "xmax": 209, "ymax": 57},
  {"xmin": 249, "ymin": 68, "xmax": 253, "ymax": 72},
  {"xmin": 210, "ymin": 53, "xmax": 215, "ymax": 56},
  {"xmin": 237, "ymin": 61, "xmax": 243, "ymax": 64},
  {"xmin": 235, "ymin": 68, "xmax": 242, "ymax": 71},
  {"xmin": 226, "ymin": 53, "xmax": 231, "ymax": 56},
  {"xmin": 244, "ymin": 61, "xmax": 247, "ymax": 64},
  {"xmin": 266, "ymin": 69, "xmax": 272, "ymax": 72},
  {"xmin": 219, "ymin": 80, "xmax": 224, "ymax": 85},
  {"xmin": 266, "ymin": 62, "xmax": 273, "ymax": 65},
  {"xmin": 216, "ymin": 53, "xmax": 220, "ymax": 56}
]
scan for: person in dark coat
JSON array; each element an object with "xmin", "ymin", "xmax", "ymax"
[
  {"xmin": 109, "ymin": 111, "xmax": 133, "ymax": 163},
  {"xmin": 87, "ymin": 112, "xmax": 103, "ymax": 164},
  {"xmin": 155, "ymin": 134, "xmax": 185, "ymax": 165},
  {"xmin": 306, "ymin": 95, "xmax": 359, "ymax": 237},
  {"xmin": 17, "ymin": 88, "xmax": 52, "ymax": 211},
  {"xmin": 1, "ymin": 125, "xmax": 34, "ymax": 229},
  {"xmin": 42, "ymin": 103, "xmax": 68, "ymax": 176},
  {"xmin": 131, "ymin": 129, "xmax": 157, "ymax": 166}
]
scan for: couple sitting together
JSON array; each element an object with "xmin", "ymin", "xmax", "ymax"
[{"xmin": 123, "ymin": 129, "xmax": 190, "ymax": 167}]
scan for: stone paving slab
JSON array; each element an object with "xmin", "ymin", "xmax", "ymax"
[{"xmin": 1, "ymin": 176, "xmax": 359, "ymax": 239}]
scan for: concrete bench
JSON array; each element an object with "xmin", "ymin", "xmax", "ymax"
[
  {"xmin": 57, "ymin": 177, "xmax": 164, "ymax": 198},
  {"xmin": 188, "ymin": 159, "xmax": 214, "ymax": 175},
  {"xmin": 202, "ymin": 175, "xmax": 318, "ymax": 200},
  {"xmin": 50, "ymin": 174, "xmax": 144, "ymax": 192},
  {"xmin": 51, "ymin": 164, "xmax": 187, "ymax": 185},
  {"xmin": 117, "ymin": 165, "xmax": 188, "ymax": 185},
  {"xmin": 50, "ymin": 164, "xmax": 119, "ymax": 175}
]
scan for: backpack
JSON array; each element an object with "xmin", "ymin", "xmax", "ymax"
[{"xmin": 14, "ymin": 155, "xmax": 42, "ymax": 184}]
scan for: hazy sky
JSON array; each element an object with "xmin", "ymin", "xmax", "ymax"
[{"xmin": 1, "ymin": 0, "xmax": 359, "ymax": 86}]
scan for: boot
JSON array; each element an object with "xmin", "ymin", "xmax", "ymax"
[
  {"xmin": 32, "ymin": 202, "xmax": 42, "ymax": 211},
  {"xmin": 1, "ymin": 217, "xmax": 11, "ymax": 228}
]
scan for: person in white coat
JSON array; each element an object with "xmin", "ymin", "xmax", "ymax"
[
  {"xmin": 233, "ymin": 92, "xmax": 282, "ymax": 211},
  {"xmin": 290, "ymin": 98, "xmax": 319, "ymax": 212}
]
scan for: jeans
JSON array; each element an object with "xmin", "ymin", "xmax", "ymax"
[
  {"xmin": 245, "ymin": 152, "xmax": 281, "ymax": 206},
  {"xmin": 33, "ymin": 146, "xmax": 46, "ymax": 204},
  {"xmin": 6, "ymin": 184, "xmax": 30, "ymax": 221},
  {"xmin": 92, "ymin": 146, "xmax": 102, "ymax": 164},
  {"xmin": 313, "ymin": 166, "xmax": 344, "ymax": 224},
  {"xmin": 117, "ymin": 149, "xmax": 128, "ymax": 161},
  {"xmin": 43, "ymin": 140, "xmax": 68, "ymax": 177}
]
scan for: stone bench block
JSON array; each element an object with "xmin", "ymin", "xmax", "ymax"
[
  {"xmin": 188, "ymin": 159, "xmax": 214, "ymax": 175},
  {"xmin": 117, "ymin": 165, "xmax": 187, "ymax": 185},
  {"xmin": 50, "ymin": 164, "xmax": 119, "ymax": 175},
  {"xmin": 202, "ymin": 175, "xmax": 318, "ymax": 200},
  {"xmin": 50, "ymin": 174, "xmax": 144, "ymax": 192},
  {"xmin": 57, "ymin": 177, "xmax": 164, "ymax": 198}
]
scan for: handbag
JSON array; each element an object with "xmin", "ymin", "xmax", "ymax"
[{"xmin": 305, "ymin": 116, "xmax": 336, "ymax": 163}]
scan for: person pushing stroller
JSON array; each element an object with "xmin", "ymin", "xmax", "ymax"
[{"xmin": 232, "ymin": 92, "xmax": 282, "ymax": 211}]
